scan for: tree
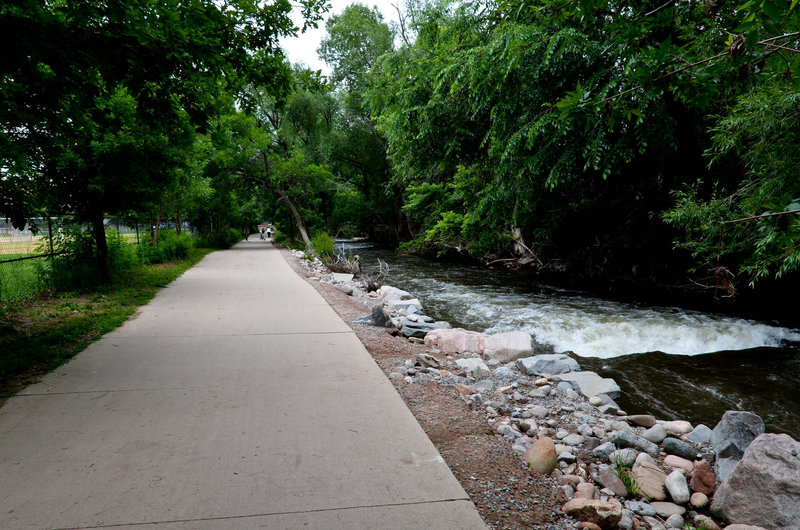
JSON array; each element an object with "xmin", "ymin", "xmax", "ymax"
[{"xmin": 0, "ymin": 0, "xmax": 326, "ymax": 281}]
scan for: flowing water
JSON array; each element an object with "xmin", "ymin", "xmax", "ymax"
[{"xmin": 338, "ymin": 242, "xmax": 800, "ymax": 437}]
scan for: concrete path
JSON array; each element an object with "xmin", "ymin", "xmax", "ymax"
[{"xmin": 0, "ymin": 242, "xmax": 485, "ymax": 529}]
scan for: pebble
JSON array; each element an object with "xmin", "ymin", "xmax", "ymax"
[
  {"xmin": 665, "ymin": 514, "xmax": 684, "ymax": 528},
  {"xmin": 663, "ymin": 454, "xmax": 693, "ymax": 474},
  {"xmin": 589, "ymin": 396, "xmax": 604, "ymax": 406},
  {"xmin": 690, "ymin": 492, "xmax": 709, "ymax": 510},
  {"xmin": 642, "ymin": 424, "xmax": 667, "ymax": 443}
]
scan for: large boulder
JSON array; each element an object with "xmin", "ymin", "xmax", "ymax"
[
  {"xmin": 423, "ymin": 328, "xmax": 485, "ymax": 354},
  {"xmin": 561, "ymin": 499, "xmax": 622, "ymax": 529},
  {"xmin": 516, "ymin": 354, "xmax": 580, "ymax": 376},
  {"xmin": 711, "ymin": 411, "xmax": 765, "ymax": 483},
  {"xmin": 483, "ymin": 331, "xmax": 533, "ymax": 363},
  {"xmin": 557, "ymin": 371, "xmax": 621, "ymax": 399},
  {"xmin": 524, "ymin": 436, "xmax": 557, "ymax": 474},
  {"xmin": 387, "ymin": 297, "xmax": 423, "ymax": 313},
  {"xmin": 710, "ymin": 433, "xmax": 800, "ymax": 529}
]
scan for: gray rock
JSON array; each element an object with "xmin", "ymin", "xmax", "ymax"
[
  {"xmin": 556, "ymin": 381, "xmax": 575, "ymax": 393},
  {"xmin": 618, "ymin": 512, "xmax": 634, "ymax": 530},
  {"xmin": 497, "ymin": 424, "xmax": 520, "ymax": 438},
  {"xmin": 562, "ymin": 434, "xmax": 585, "ymax": 446},
  {"xmin": 665, "ymin": 514, "xmax": 684, "ymax": 528},
  {"xmin": 627, "ymin": 414, "xmax": 657, "ymax": 428},
  {"xmin": 493, "ymin": 365, "xmax": 516, "ymax": 380},
  {"xmin": 592, "ymin": 442, "xmax": 616, "ymax": 461},
  {"xmin": 516, "ymin": 354, "xmax": 580, "ymax": 376},
  {"xmin": 335, "ymin": 284, "xmax": 354, "ymax": 295},
  {"xmin": 610, "ymin": 448, "xmax": 638, "ymax": 468},
  {"xmin": 530, "ymin": 405, "xmax": 549, "ymax": 419},
  {"xmin": 455, "ymin": 358, "xmax": 490, "ymax": 379},
  {"xmin": 558, "ymin": 451, "xmax": 577, "ymax": 463},
  {"xmin": 624, "ymin": 500, "xmax": 656, "ymax": 516},
  {"xmin": 686, "ymin": 424, "xmax": 713, "ymax": 445},
  {"xmin": 642, "ymin": 424, "xmax": 668, "ymax": 444},
  {"xmin": 400, "ymin": 317, "xmax": 451, "ymax": 338},
  {"xmin": 665, "ymin": 470, "xmax": 690, "ymax": 504},
  {"xmin": 557, "ymin": 371, "xmax": 621, "ymax": 399},
  {"xmin": 711, "ymin": 411, "xmax": 765, "ymax": 483},
  {"xmin": 710, "ymin": 433, "xmax": 800, "ymax": 529},
  {"xmin": 612, "ymin": 429, "xmax": 660, "ymax": 457},
  {"xmin": 663, "ymin": 438, "xmax": 697, "ymax": 461},
  {"xmin": 470, "ymin": 379, "xmax": 495, "ymax": 393}
]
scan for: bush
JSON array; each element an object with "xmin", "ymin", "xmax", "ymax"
[
  {"xmin": 139, "ymin": 231, "xmax": 194, "ymax": 264},
  {"xmin": 197, "ymin": 229, "xmax": 241, "ymax": 249},
  {"xmin": 310, "ymin": 231, "xmax": 334, "ymax": 260},
  {"xmin": 48, "ymin": 228, "xmax": 140, "ymax": 291}
]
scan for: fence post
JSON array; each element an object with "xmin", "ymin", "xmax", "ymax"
[{"xmin": 47, "ymin": 215, "xmax": 55, "ymax": 260}]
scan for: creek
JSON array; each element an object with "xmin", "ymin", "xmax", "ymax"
[{"xmin": 337, "ymin": 242, "xmax": 800, "ymax": 438}]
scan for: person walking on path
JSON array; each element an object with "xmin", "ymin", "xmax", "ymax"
[{"xmin": 244, "ymin": 227, "xmax": 249, "ymax": 241}]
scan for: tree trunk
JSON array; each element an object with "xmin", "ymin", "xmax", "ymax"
[
  {"xmin": 175, "ymin": 207, "xmax": 182, "ymax": 236},
  {"xmin": 152, "ymin": 204, "xmax": 163, "ymax": 246},
  {"xmin": 259, "ymin": 151, "xmax": 313, "ymax": 251},
  {"xmin": 90, "ymin": 210, "xmax": 111, "ymax": 284}
]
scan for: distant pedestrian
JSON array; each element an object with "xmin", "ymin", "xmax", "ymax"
[
  {"xmin": 244, "ymin": 228, "xmax": 249, "ymax": 241},
  {"xmin": 260, "ymin": 227, "xmax": 265, "ymax": 240}
]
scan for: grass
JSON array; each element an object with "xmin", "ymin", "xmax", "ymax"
[
  {"xmin": 0, "ymin": 257, "xmax": 46, "ymax": 301},
  {"xmin": 0, "ymin": 247, "xmax": 213, "ymax": 399},
  {"xmin": 613, "ymin": 453, "xmax": 641, "ymax": 497}
]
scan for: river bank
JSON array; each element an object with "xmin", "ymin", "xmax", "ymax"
[{"xmin": 284, "ymin": 248, "xmax": 799, "ymax": 529}]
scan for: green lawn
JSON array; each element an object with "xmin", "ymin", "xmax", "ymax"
[{"xmin": 0, "ymin": 247, "xmax": 214, "ymax": 397}]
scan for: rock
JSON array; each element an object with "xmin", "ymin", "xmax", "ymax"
[
  {"xmin": 562, "ymin": 434, "xmax": 585, "ymax": 446},
  {"xmin": 592, "ymin": 442, "xmax": 616, "ymax": 461},
  {"xmin": 642, "ymin": 516, "xmax": 667, "ymax": 530},
  {"xmin": 650, "ymin": 501, "xmax": 686, "ymax": 517},
  {"xmin": 584, "ymin": 436, "xmax": 602, "ymax": 451},
  {"xmin": 378, "ymin": 285, "xmax": 413, "ymax": 303},
  {"xmin": 689, "ymin": 459, "xmax": 716, "ymax": 496},
  {"xmin": 627, "ymin": 414, "xmax": 657, "ymax": 428},
  {"xmin": 687, "ymin": 424, "xmax": 714, "ymax": 445},
  {"xmin": 470, "ymin": 379, "xmax": 495, "ymax": 393},
  {"xmin": 624, "ymin": 500, "xmax": 656, "ymax": 516},
  {"xmin": 371, "ymin": 303, "xmax": 392, "ymax": 327},
  {"xmin": 663, "ymin": 438, "xmax": 697, "ymax": 461},
  {"xmin": 483, "ymin": 331, "xmax": 533, "ymax": 363},
  {"xmin": 335, "ymin": 284, "xmax": 353, "ymax": 295},
  {"xmin": 558, "ymin": 371, "xmax": 621, "ymax": 399},
  {"xmin": 690, "ymin": 492, "xmax": 709, "ymax": 510},
  {"xmin": 524, "ymin": 436, "xmax": 557, "ymax": 474},
  {"xmin": 497, "ymin": 423, "xmax": 519, "ymax": 438},
  {"xmin": 530, "ymin": 405, "xmax": 549, "ymax": 419},
  {"xmin": 561, "ymin": 475, "xmax": 582, "ymax": 488},
  {"xmin": 387, "ymin": 297, "xmax": 424, "ymax": 313},
  {"xmin": 662, "ymin": 420, "xmax": 693, "ymax": 435},
  {"xmin": 593, "ymin": 464, "xmax": 629, "ymax": 498},
  {"xmin": 612, "ymin": 429, "xmax": 660, "ymax": 457},
  {"xmin": 556, "ymin": 381, "xmax": 575, "ymax": 393},
  {"xmin": 694, "ymin": 515, "xmax": 721, "ymax": 530},
  {"xmin": 454, "ymin": 358, "xmax": 490, "ymax": 379},
  {"xmin": 663, "ymin": 455, "xmax": 694, "ymax": 474},
  {"xmin": 618, "ymin": 512, "xmax": 634, "ymax": 530},
  {"xmin": 609, "ymin": 448, "xmax": 638, "ymax": 468},
  {"xmin": 493, "ymin": 365, "xmax": 516, "ymax": 380},
  {"xmin": 578, "ymin": 523, "xmax": 602, "ymax": 530},
  {"xmin": 710, "ymin": 410, "xmax": 765, "ymax": 483},
  {"xmin": 635, "ymin": 452, "xmax": 657, "ymax": 467},
  {"xmin": 561, "ymin": 484, "xmax": 575, "ymax": 500},
  {"xmin": 589, "ymin": 396, "xmax": 604, "ymax": 406},
  {"xmin": 423, "ymin": 328, "xmax": 484, "ymax": 354},
  {"xmin": 665, "ymin": 470, "xmax": 691, "ymax": 504},
  {"xmin": 721, "ymin": 526, "xmax": 766, "ymax": 530},
  {"xmin": 665, "ymin": 514, "xmax": 684, "ymax": 528},
  {"xmin": 710, "ymin": 433, "xmax": 800, "ymax": 528},
  {"xmin": 561, "ymin": 499, "xmax": 622, "ymax": 529},
  {"xmin": 631, "ymin": 460, "xmax": 668, "ymax": 501},
  {"xmin": 400, "ymin": 317, "xmax": 451, "ymax": 338},
  {"xmin": 642, "ymin": 424, "xmax": 668, "ymax": 444},
  {"xmin": 455, "ymin": 383, "xmax": 473, "ymax": 395},
  {"xmin": 516, "ymin": 353, "xmax": 580, "ymax": 376},
  {"xmin": 415, "ymin": 353, "xmax": 442, "ymax": 369},
  {"xmin": 575, "ymin": 482, "xmax": 599, "ymax": 499},
  {"xmin": 558, "ymin": 452, "xmax": 578, "ymax": 464}
]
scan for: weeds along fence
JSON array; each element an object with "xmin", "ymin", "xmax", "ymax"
[{"xmin": 0, "ymin": 216, "xmax": 150, "ymax": 303}]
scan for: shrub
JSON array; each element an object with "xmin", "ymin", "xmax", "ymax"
[
  {"xmin": 48, "ymin": 228, "xmax": 140, "ymax": 291},
  {"xmin": 197, "ymin": 229, "xmax": 241, "ymax": 249},
  {"xmin": 139, "ymin": 231, "xmax": 194, "ymax": 264},
  {"xmin": 310, "ymin": 231, "xmax": 334, "ymax": 260}
]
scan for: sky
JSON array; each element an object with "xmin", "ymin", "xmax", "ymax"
[{"xmin": 280, "ymin": 0, "xmax": 401, "ymax": 75}]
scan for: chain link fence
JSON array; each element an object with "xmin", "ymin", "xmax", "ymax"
[{"xmin": 0, "ymin": 216, "xmax": 152, "ymax": 302}]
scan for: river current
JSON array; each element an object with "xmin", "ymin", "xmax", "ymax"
[{"xmin": 338, "ymin": 242, "xmax": 800, "ymax": 437}]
